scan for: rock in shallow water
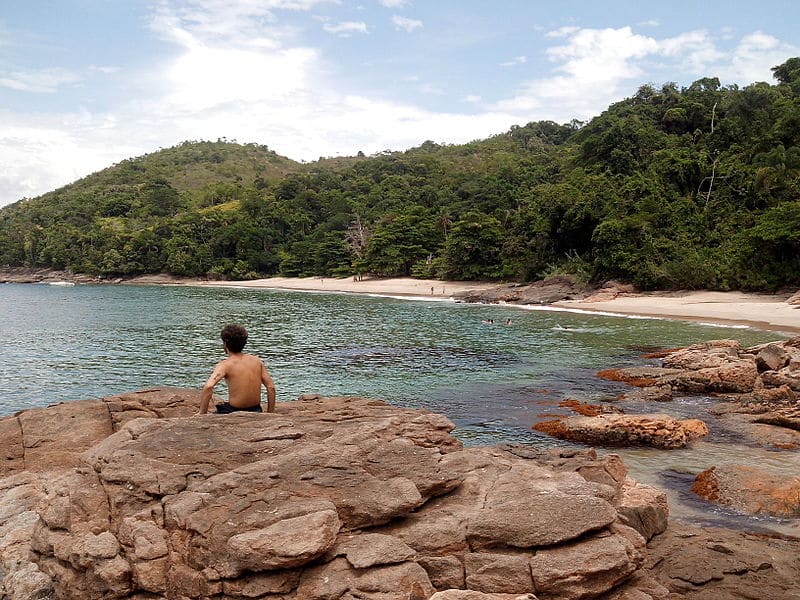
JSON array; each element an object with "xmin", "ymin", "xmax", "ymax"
[
  {"xmin": 692, "ymin": 464, "xmax": 800, "ymax": 518},
  {"xmin": 533, "ymin": 413, "xmax": 709, "ymax": 449}
]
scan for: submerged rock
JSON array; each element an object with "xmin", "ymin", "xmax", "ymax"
[
  {"xmin": 692, "ymin": 464, "xmax": 800, "ymax": 518},
  {"xmin": 533, "ymin": 413, "xmax": 709, "ymax": 449}
]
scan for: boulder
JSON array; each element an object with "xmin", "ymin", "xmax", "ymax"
[
  {"xmin": 616, "ymin": 480, "xmax": 669, "ymax": 541},
  {"xmin": 0, "ymin": 389, "xmax": 670, "ymax": 600},
  {"xmin": 691, "ymin": 464, "xmax": 800, "ymax": 517},
  {"xmin": 754, "ymin": 343, "xmax": 789, "ymax": 372},
  {"xmin": 661, "ymin": 340, "xmax": 743, "ymax": 370},
  {"xmin": 661, "ymin": 360, "xmax": 758, "ymax": 394},
  {"xmin": 533, "ymin": 414, "xmax": 709, "ymax": 449}
]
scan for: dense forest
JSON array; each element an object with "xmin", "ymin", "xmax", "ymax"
[{"xmin": 1, "ymin": 58, "xmax": 799, "ymax": 290}]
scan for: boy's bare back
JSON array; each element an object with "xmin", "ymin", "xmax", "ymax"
[{"xmin": 198, "ymin": 324, "xmax": 277, "ymax": 414}]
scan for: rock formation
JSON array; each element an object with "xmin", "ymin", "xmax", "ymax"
[
  {"xmin": 587, "ymin": 339, "xmax": 800, "ymax": 521},
  {"xmin": 0, "ymin": 389, "xmax": 667, "ymax": 600},
  {"xmin": 533, "ymin": 414, "xmax": 709, "ymax": 449},
  {"xmin": 0, "ymin": 388, "xmax": 797, "ymax": 600},
  {"xmin": 692, "ymin": 465, "xmax": 800, "ymax": 517}
]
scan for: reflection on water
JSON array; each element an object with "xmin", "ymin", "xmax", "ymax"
[{"xmin": 0, "ymin": 282, "xmax": 797, "ymax": 535}]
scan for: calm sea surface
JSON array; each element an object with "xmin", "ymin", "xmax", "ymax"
[{"xmin": 1, "ymin": 282, "xmax": 797, "ymax": 534}]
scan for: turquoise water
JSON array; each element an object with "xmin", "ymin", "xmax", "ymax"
[
  {"xmin": 1, "ymin": 282, "xmax": 796, "ymax": 534},
  {"xmin": 0, "ymin": 282, "xmax": 777, "ymax": 421}
]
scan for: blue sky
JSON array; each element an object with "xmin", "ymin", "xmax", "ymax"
[{"xmin": 1, "ymin": 0, "xmax": 798, "ymax": 207}]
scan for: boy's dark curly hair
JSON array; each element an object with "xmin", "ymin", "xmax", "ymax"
[{"xmin": 221, "ymin": 324, "xmax": 248, "ymax": 353}]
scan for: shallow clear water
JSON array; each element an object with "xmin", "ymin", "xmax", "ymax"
[{"xmin": 1, "ymin": 282, "xmax": 797, "ymax": 535}]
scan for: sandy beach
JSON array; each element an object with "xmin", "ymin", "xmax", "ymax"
[
  {"xmin": 553, "ymin": 291, "xmax": 800, "ymax": 334},
  {"xmin": 196, "ymin": 276, "xmax": 800, "ymax": 334},
  {"xmin": 197, "ymin": 276, "xmax": 500, "ymax": 299}
]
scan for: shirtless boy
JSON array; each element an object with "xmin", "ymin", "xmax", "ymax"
[{"xmin": 198, "ymin": 324, "xmax": 276, "ymax": 414}]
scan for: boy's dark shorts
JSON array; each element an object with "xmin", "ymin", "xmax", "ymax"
[{"xmin": 215, "ymin": 402, "xmax": 263, "ymax": 414}]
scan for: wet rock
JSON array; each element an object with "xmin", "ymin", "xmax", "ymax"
[
  {"xmin": 692, "ymin": 464, "xmax": 800, "ymax": 517},
  {"xmin": 533, "ymin": 413, "xmax": 709, "ymax": 449},
  {"xmin": 597, "ymin": 367, "xmax": 682, "ymax": 388},
  {"xmin": 620, "ymin": 385, "xmax": 673, "ymax": 403}
]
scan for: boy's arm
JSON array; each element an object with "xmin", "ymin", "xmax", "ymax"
[
  {"xmin": 198, "ymin": 362, "xmax": 226, "ymax": 414},
  {"xmin": 261, "ymin": 363, "xmax": 276, "ymax": 413}
]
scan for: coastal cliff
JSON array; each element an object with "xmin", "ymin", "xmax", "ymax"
[{"xmin": 0, "ymin": 389, "xmax": 797, "ymax": 600}]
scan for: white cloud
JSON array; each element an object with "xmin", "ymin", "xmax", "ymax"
[
  {"xmin": 492, "ymin": 25, "xmax": 797, "ymax": 122},
  {"xmin": 463, "ymin": 95, "xmax": 481, "ymax": 103},
  {"xmin": 0, "ymin": 68, "xmax": 81, "ymax": 93},
  {"xmin": 0, "ymin": 116, "xmax": 139, "ymax": 204},
  {"xmin": 638, "ymin": 19, "xmax": 659, "ymax": 27},
  {"xmin": 392, "ymin": 15, "xmax": 423, "ymax": 33},
  {"xmin": 163, "ymin": 45, "xmax": 318, "ymax": 111},
  {"xmin": 714, "ymin": 31, "xmax": 799, "ymax": 83},
  {"xmin": 545, "ymin": 26, "xmax": 580, "ymax": 39},
  {"xmin": 658, "ymin": 30, "xmax": 724, "ymax": 72},
  {"xmin": 322, "ymin": 21, "xmax": 368, "ymax": 36},
  {"xmin": 500, "ymin": 55, "xmax": 527, "ymax": 67},
  {"xmin": 149, "ymin": 0, "xmax": 338, "ymax": 49},
  {"xmin": 89, "ymin": 65, "xmax": 122, "ymax": 74},
  {"xmin": 380, "ymin": 0, "xmax": 408, "ymax": 8}
]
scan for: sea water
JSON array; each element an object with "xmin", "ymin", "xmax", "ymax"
[{"xmin": 1, "ymin": 282, "xmax": 797, "ymax": 535}]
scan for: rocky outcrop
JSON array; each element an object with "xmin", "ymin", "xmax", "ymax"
[
  {"xmin": 603, "ymin": 338, "xmax": 800, "ymax": 396},
  {"xmin": 691, "ymin": 465, "xmax": 800, "ymax": 518},
  {"xmin": 454, "ymin": 276, "xmax": 587, "ymax": 305},
  {"xmin": 0, "ymin": 388, "xmax": 672, "ymax": 600},
  {"xmin": 533, "ymin": 414, "xmax": 709, "ymax": 449}
]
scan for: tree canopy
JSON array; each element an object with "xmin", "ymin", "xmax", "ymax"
[{"xmin": 1, "ymin": 59, "xmax": 799, "ymax": 291}]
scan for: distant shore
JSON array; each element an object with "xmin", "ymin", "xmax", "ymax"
[
  {"xmin": 3, "ymin": 268, "xmax": 799, "ymax": 334},
  {"xmin": 195, "ymin": 275, "xmax": 500, "ymax": 299},
  {"xmin": 196, "ymin": 276, "xmax": 800, "ymax": 334}
]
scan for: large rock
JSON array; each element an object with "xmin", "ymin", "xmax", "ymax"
[
  {"xmin": 533, "ymin": 414, "xmax": 709, "ymax": 449},
  {"xmin": 0, "ymin": 389, "xmax": 665, "ymax": 600},
  {"xmin": 691, "ymin": 464, "xmax": 800, "ymax": 517}
]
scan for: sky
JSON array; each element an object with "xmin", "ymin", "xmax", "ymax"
[{"xmin": 0, "ymin": 1, "xmax": 798, "ymax": 208}]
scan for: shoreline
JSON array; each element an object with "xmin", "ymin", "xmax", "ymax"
[
  {"xmin": 553, "ymin": 291, "xmax": 800, "ymax": 335},
  {"xmin": 4, "ymin": 268, "xmax": 799, "ymax": 334},
  {"xmin": 194, "ymin": 275, "xmax": 500, "ymax": 299},
  {"xmin": 195, "ymin": 277, "xmax": 800, "ymax": 335}
]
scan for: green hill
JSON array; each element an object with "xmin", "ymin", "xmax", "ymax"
[{"xmin": 1, "ymin": 58, "xmax": 798, "ymax": 290}]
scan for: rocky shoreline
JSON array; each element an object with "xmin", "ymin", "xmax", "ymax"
[
  {"xmin": 0, "ymin": 387, "xmax": 798, "ymax": 600},
  {"xmin": 0, "ymin": 267, "xmax": 197, "ymax": 286},
  {"xmin": 533, "ymin": 338, "xmax": 800, "ymax": 522}
]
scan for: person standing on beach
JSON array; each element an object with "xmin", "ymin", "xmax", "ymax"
[{"xmin": 198, "ymin": 324, "xmax": 276, "ymax": 414}]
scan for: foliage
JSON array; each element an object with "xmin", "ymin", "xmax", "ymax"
[{"xmin": 1, "ymin": 59, "xmax": 799, "ymax": 290}]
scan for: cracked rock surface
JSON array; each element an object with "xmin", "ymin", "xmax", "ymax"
[{"xmin": 0, "ymin": 388, "xmax": 796, "ymax": 600}]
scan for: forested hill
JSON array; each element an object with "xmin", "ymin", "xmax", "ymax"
[{"xmin": 1, "ymin": 58, "xmax": 799, "ymax": 290}]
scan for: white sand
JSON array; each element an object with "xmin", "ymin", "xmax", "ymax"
[
  {"xmin": 554, "ymin": 291, "xmax": 800, "ymax": 334},
  {"xmin": 195, "ymin": 277, "xmax": 800, "ymax": 334},
  {"xmin": 197, "ymin": 276, "xmax": 499, "ymax": 298}
]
